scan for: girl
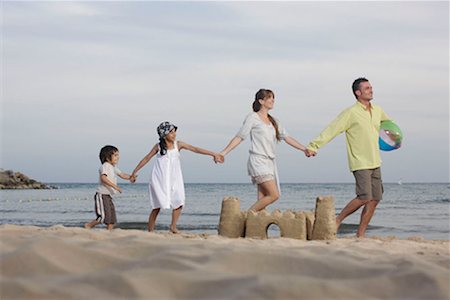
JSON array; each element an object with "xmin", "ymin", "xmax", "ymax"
[
  {"xmin": 219, "ymin": 89, "xmax": 311, "ymax": 212},
  {"xmin": 131, "ymin": 122, "xmax": 223, "ymax": 233}
]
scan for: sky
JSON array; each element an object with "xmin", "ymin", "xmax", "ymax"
[{"xmin": 1, "ymin": 1, "xmax": 449, "ymax": 183}]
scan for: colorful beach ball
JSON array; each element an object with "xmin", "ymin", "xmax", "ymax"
[{"xmin": 379, "ymin": 120, "xmax": 403, "ymax": 151}]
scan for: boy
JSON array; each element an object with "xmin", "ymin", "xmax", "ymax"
[{"xmin": 85, "ymin": 145, "xmax": 133, "ymax": 230}]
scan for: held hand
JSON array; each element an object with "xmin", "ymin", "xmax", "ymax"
[
  {"xmin": 116, "ymin": 186, "xmax": 123, "ymax": 193},
  {"xmin": 305, "ymin": 149, "xmax": 317, "ymax": 158},
  {"xmin": 131, "ymin": 172, "xmax": 138, "ymax": 182},
  {"xmin": 213, "ymin": 153, "xmax": 225, "ymax": 164}
]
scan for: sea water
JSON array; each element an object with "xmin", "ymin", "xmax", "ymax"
[{"xmin": 1, "ymin": 183, "xmax": 448, "ymax": 240}]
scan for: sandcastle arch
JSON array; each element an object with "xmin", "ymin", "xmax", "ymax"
[
  {"xmin": 218, "ymin": 196, "xmax": 336, "ymax": 240},
  {"xmin": 266, "ymin": 222, "xmax": 282, "ymax": 238}
]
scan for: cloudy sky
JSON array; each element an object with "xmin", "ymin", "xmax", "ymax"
[{"xmin": 2, "ymin": 1, "xmax": 449, "ymax": 183}]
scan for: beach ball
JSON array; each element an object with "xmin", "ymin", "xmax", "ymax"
[{"xmin": 379, "ymin": 120, "xmax": 403, "ymax": 151}]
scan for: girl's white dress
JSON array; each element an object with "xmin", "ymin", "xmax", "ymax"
[{"xmin": 149, "ymin": 142, "xmax": 185, "ymax": 210}]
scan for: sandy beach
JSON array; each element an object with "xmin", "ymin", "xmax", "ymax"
[{"xmin": 0, "ymin": 225, "xmax": 449, "ymax": 300}]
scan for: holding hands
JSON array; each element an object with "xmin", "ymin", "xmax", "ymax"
[
  {"xmin": 214, "ymin": 153, "xmax": 225, "ymax": 164},
  {"xmin": 130, "ymin": 173, "xmax": 138, "ymax": 183},
  {"xmin": 305, "ymin": 149, "xmax": 317, "ymax": 158}
]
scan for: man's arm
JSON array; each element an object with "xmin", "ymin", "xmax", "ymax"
[{"xmin": 307, "ymin": 109, "xmax": 350, "ymax": 153}]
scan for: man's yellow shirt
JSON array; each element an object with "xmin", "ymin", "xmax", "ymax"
[{"xmin": 308, "ymin": 101, "xmax": 390, "ymax": 172}]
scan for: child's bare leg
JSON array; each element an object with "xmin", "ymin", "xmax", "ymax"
[
  {"xmin": 106, "ymin": 224, "xmax": 114, "ymax": 230},
  {"xmin": 148, "ymin": 208, "xmax": 160, "ymax": 232},
  {"xmin": 84, "ymin": 220, "xmax": 101, "ymax": 229},
  {"xmin": 170, "ymin": 206, "xmax": 183, "ymax": 233}
]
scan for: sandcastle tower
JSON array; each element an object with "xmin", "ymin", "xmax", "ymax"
[
  {"xmin": 218, "ymin": 197, "xmax": 247, "ymax": 238},
  {"xmin": 311, "ymin": 196, "xmax": 336, "ymax": 240},
  {"xmin": 218, "ymin": 196, "xmax": 336, "ymax": 240}
]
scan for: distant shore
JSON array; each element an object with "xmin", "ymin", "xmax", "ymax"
[{"xmin": 1, "ymin": 224, "xmax": 448, "ymax": 300}]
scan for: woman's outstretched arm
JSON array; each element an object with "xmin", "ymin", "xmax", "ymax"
[
  {"xmin": 284, "ymin": 136, "xmax": 313, "ymax": 157},
  {"xmin": 220, "ymin": 136, "xmax": 243, "ymax": 156}
]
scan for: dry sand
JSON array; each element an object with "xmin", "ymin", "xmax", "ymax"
[{"xmin": 1, "ymin": 224, "xmax": 449, "ymax": 300}]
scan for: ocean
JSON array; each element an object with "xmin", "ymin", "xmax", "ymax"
[{"xmin": 1, "ymin": 183, "xmax": 449, "ymax": 240}]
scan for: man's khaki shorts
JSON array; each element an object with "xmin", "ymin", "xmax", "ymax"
[{"xmin": 353, "ymin": 167, "xmax": 383, "ymax": 201}]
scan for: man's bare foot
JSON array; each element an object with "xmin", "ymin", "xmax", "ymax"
[{"xmin": 169, "ymin": 226, "xmax": 179, "ymax": 234}]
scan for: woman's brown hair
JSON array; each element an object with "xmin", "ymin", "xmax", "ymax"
[{"xmin": 252, "ymin": 89, "xmax": 281, "ymax": 141}]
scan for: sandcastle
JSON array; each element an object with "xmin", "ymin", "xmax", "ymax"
[{"xmin": 218, "ymin": 196, "xmax": 336, "ymax": 240}]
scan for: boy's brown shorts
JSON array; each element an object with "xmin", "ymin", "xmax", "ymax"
[
  {"xmin": 94, "ymin": 193, "xmax": 117, "ymax": 224},
  {"xmin": 353, "ymin": 167, "xmax": 383, "ymax": 201}
]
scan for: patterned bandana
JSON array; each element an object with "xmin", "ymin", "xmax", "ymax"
[{"xmin": 157, "ymin": 121, "xmax": 177, "ymax": 139}]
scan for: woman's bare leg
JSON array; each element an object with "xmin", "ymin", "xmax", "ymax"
[{"xmin": 249, "ymin": 180, "xmax": 279, "ymax": 212}]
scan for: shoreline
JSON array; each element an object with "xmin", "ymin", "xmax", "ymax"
[
  {"xmin": 1, "ymin": 224, "xmax": 449, "ymax": 300},
  {"xmin": 1, "ymin": 221, "xmax": 448, "ymax": 242}
]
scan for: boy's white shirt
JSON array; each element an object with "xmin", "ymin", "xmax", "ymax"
[{"xmin": 97, "ymin": 162, "xmax": 122, "ymax": 195}]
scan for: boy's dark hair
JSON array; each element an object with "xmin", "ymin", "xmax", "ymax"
[
  {"xmin": 99, "ymin": 145, "xmax": 118, "ymax": 163},
  {"xmin": 352, "ymin": 77, "xmax": 369, "ymax": 99}
]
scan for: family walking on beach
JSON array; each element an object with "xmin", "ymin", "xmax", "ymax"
[{"xmin": 85, "ymin": 77, "xmax": 392, "ymax": 238}]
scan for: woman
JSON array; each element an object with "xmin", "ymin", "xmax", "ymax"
[{"xmin": 220, "ymin": 89, "xmax": 310, "ymax": 212}]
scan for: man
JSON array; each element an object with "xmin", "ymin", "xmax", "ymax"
[{"xmin": 306, "ymin": 77, "xmax": 390, "ymax": 237}]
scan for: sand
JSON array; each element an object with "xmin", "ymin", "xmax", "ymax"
[{"xmin": 0, "ymin": 225, "xmax": 449, "ymax": 300}]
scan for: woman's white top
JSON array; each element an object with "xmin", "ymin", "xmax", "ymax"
[
  {"xmin": 149, "ymin": 142, "xmax": 185, "ymax": 210},
  {"xmin": 236, "ymin": 112, "xmax": 289, "ymax": 185}
]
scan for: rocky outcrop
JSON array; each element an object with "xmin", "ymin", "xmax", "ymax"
[{"xmin": 0, "ymin": 169, "xmax": 51, "ymax": 189}]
